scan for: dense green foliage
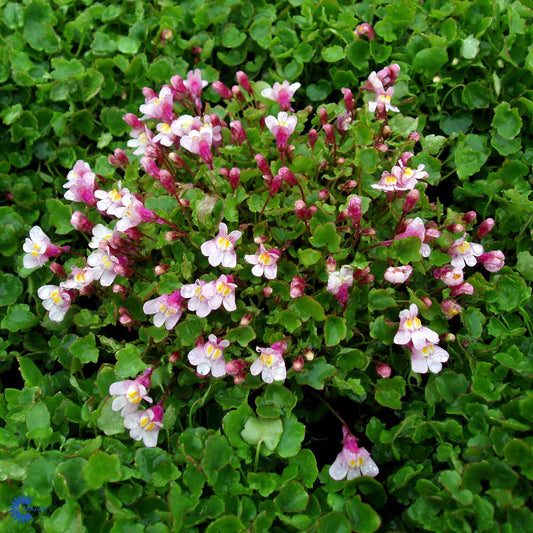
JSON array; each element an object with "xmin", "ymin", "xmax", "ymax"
[{"xmin": 1, "ymin": 1, "xmax": 532, "ymax": 532}]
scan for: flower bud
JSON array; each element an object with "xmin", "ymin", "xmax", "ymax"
[
  {"xmin": 236, "ymin": 71, "xmax": 252, "ymax": 94},
  {"xmin": 341, "ymin": 88, "xmax": 354, "ymax": 112},
  {"xmin": 326, "ymin": 255, "xmax": 337, "ymax": 273},
  {"xmin": 255, "ymin": 154, "xmax": 272, "ymax": 179},
  {"xmin": 348, "ymin": 196, "xmax": 362, "ymax": 226},
  {"xmin": 376, "ymin": 362, "xmax": 391, "ymax": 378},
  {"xmin": 254, "ymin": 234, "xmax": 268, "ymax": 245},
  {"xmin": 142, "ymin": 86, "xmax": 157, "ymax": 99},
  {"xmin": 71, "ymin": 211, "xmax": 94, "ymax": 233},
  {"xmin": 229, "ymin": 167, "xmax": 241, "ymax": 191},
  {"xmin": 160, "ymin": 29, "xmax": 173, "ymax": 43},
  {"xmin": 123, "ymin": 113, "xmax": 144, "ymax": 130},
  {"xmin": 290, "ymin": 276, "xmax": 306, "ymax": 298},
  {"xmin": 337, "ymin": 157, "xmax": 345, "ymax": 165},
  {"xmin": 231, "ymin": 85, "xmax": 245, "ymax": 102},
  {"xmin": 463, "ymin": 211, "xmax": 477, "ymax": 224},
  {"xmin": 169, "ymin": 152, "xmax": 186, "ymax": 167},
  {"xmin": 159, "ymin": 169, "xmax": 176, "ymax": 195},
  {"xmin": 169, "ymin": 351, "xmax": 180, "ymax": 363},
  {"xmin": 450, "ymin": 283, "xmax": 474, "ymax": 297},
  {"xmin": 420, "ymin": 297, "xmax": 433, "ymax": 308},
  {"xmin": 323, "ymin": 124, "xmax": 336, "ymax": 145},
  {"xmin": 170, "ymin": 75, "xmax": 186, "ymax": 93},
  {"xmin": 109, "ymin": 148, "xmax": 129, "ymax": 169},
  {"xmin": 476, "ymin": 218, "xmax": 495, "ymax": 239},
  {"xmin": 240, "ymin": 313, "xmax": 253, "ymax": 326},
  {"xmin": 112, "ymin": 284, "xmax": 127, "ymax": 295},
  {"xmin": 304, "ymin": 348, "xmax": 315, "ymax": 361},
  {"xmin": 355, "ymin": 22, "xmax": 375, "ymax": 40},
  {"xmin": 402, "ymin": 189, "xmax": 420, "ymax": 214},
  {"xmin": 441, "ymin": 299, "xmax": 462, "ymax": 319},
  {"xmin": 279, "ymin": 166, "xmax": 297, "ymax": 186},
  {"xmin": 114, "ymin": 264, "xmax": 133, "ymax": 278},
  {"xmin": 479, "ymin": 250, "xmax": 505, "ymax": 272},
  {"xmin": 341, "ymin": 180, "xmax": 358, "ymax": 191},
  {"xmin": 292, "ymin": 356, "xmax": 305, "ymax": 372},
  {"xmin": 319, "ymin": 107, "xmax": 328, "ymax": 125},
  {"xmin": 375, "ymin": 142, "xmax": 389, "ymax": 152},
  {"xmin": 319, "ymin": 189, "xmax": 329, "ymax": 200},
  {"xmin": 447, "ymin": 223, "xmax": 464, "ymax": 234},
  {"xmin": 155, "ymin": 264, "xmax": 169, "ymax": 275},
  {"xmin": 308, "ymin": 128, "xmax": 318, "ymax": 150},
  {"xmin": 382, "ymin": 125, "xmax": 392, "ymax": 138},
  {"xmin": 441, "ymin": 333, "xmax": 456, "ymax": 343},
  {"xmin": 408, "ymin": 131, "xmax": 420, "ymax": 142},
  {"xmin": 425, "ymin": 228, "xmax": 440, "ymax": 241},
  {"xmin": 165, "ymin": 231, "xmax": 181, "ymax": 242},
  {"xmin": 361, "ymin": 228, "xmax": 376, "ymax": 236},
  {"xmin": 262, "ymin": 286, "xmax": 273, "ymax": 297},
  {"xmin": 212, "ymin": 81, "xmax": 233, "ymax": 100},
  {"xmin": 144, "ymin": 144, "xmax": 158, "ymax": 158},
  {"xmin": 49, "ymin": 262, "xmax": 67, "ymax": 279},
  {"xmin": 230, "ymin": 120, "xmax": 246, "ymax": 145}
]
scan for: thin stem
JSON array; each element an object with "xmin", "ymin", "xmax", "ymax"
[{"xmin": 308, "ymin": 388, "xmax": 350, "ymax": 428}]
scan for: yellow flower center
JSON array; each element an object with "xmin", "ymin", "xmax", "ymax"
[
  {"xmin": 404, "ymin": 167, "xmax": 413, "ymax": 177},
  {"xmin": 422, "ymin": 344, "xmax": 435, "ymax": 357},
  {"xmin": 349, "ymin": 457, "xmax": 364, "ymax": 468},
  {"xmin": 127, "ymin": 390, "xmax": 142, "ymax": 404},
  {"xmin": 458, "ymin": 241, "xmax": 471, "ymax": 253},
  {"xmin": 216, "ymin": 281, "xmax": 231, "ymax": 296},
  {"xmin": 261, "ymin": 353, "xmax": 274, "ymax": 367},
  {"xmin": 33, "ymin": 243, "xmax": 41, "ymax": 250},
  {"xmin": 110, "ymin": 190, "xmax": 121, "ymax": 202},
  {"xmin": 75, "ymin": 273, "xmax": 85, "ymax": 283},
  {"xmin": 259, "ymin": 253, "xmax": 271, "ymax": 265},
  {"xmin": 140, "ymin": 415, "xmax": 155, "ymax": 431},
  {"xmin": 217, "ymin": 237, "xmax": 231, "ymax": 250},
  {"xmin": 385, "ymin": 174, "xmax": 396, "ymax": 185},
  {"xmin": 50, "ymin": 290, "xmax": 62, "ymax": 304},
  {"xmin": 160, "ymin": 123, "xmax": 171, "ymax": 133},
  {"xmin": 406, "ymin": 317, "xmax": 422, "ymax": 331}
]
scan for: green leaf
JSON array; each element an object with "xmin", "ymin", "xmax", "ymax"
[
  {"xmin": 69, "ymin": 333, "xmax": 99, "ymax": 364},
  {"xmin": 26, "ymin": 402, "xmax": 52, "ymax": 440},
  {"xmin": 115, "ymin": 343, "xmax": 146, "ymax": 378},
  {"xmin": 309, "ymin": 222, "xmax": 340, "ymax": 252},
  {"xmin": 250, "ymin": 17, "xmax": 271, "ymax": 48},
  {"xmin": 375, "ymin": 376, "xmax": 405, "ymax": 409},
  {"xmin": 317, "ymin": 512, "xmax": 352, "ymax": 533},
  {"xmin": 206, "ymin": 516, "xmax": 245, "ymax": 533},
  {"xmin": 116, "ymin": 36, "xmax": 139, "ymax": 54},
  {"xmin": 306, "ymin": 80, "xmax": 332, "ymax": 101},
  {"xmin": 412, "ymin": 47, "xmax": 448, "ymax": 77},
  {"xmin": 222, "ymin": 25, "xmax": 247, "ymax": 48},
  {"xmin": 455, "ymin": 134, "xmax": 490, "ymax": 179},
  {"xmin": 322, "ymin": 45, "xmax": 345, "ymax": 63},
  {"xmin": 83, "ymin": 450, "xmax": 121, "ymax": 489},
  {"xmin": 464, "ymin": 308, "xmax": 486, "ymax": 339},
  {"xmin": 492, "ymin": 102, "xmax": 522, "ymax": 139},
  {"xmin": 241, "ymin": 417, "xmax": 283, "ymax": 454},
  {"xmin": 55, "ymin": 458, "xmax": 89, "ymax": 499},
  {"xmin": 247, "ymin": 472, "xmax": 281, "ymax": 497},
  {"xmin": 277, "ymin": 415, "xmax": 305, "ymax": 458},
  {"xmin": 346, "ymin": 496, "xmax": 381, "ymax": 533},
  {"xmin": 324, "ymin": 316, "xmax": 347, "ymax": 347},
  {"xmin": 1, "ymin": 304, "xmax": 38, "ymax": 332},
  {"xmin": 389, "ymin": 236, "xmax": 422, "ymax": 263},
  {"xmin": 346, "ymin": 40, "xmax": 370, "ymax": 69},
  {"xmin": 50, "ymin": 57, "xmax": 85, "ymax": 79},
  {"xmin": 275, "ymin": 480, "xmax": 309, "ymax": 513},
  {"xmin": 289, "ymin": 296, "xmax": 326, "ymax": 322},
  {"xmin": 135, "ymin": 448, "xmax": 180, "ymax": 487},
  {"xmin": 461, "ymin": 35, "xmax": 480, "ymax": 59},
  {"xmin": 298, "ymin": 248, "xmax": 322, "ymax": 266},
  {"xmin": 46, "ymin": 199, "xmax": 73, "ymax": 234},
  {"xmin": 368, "ymin": 289, "xmax": 397, "ymax": 311},
  {"xmin": 369, "ymin": 316, "xmax": 396, "ymax": 345},
  {"xmin": 17, "ymin": 356, "xmax": 43, "ymax": 387},
  {"xmin": 295, "ymin": 358, "xmax": 337, "ymax": 390},
  {"xmin": 0, "ymin": 273, "xmax": 23, "ymax": 306},
  {"xmin": 202, "ymin": 435, "xmax": 233, "ymax": 482},
  {"xmin": 516, "ymin": 251, "xmax": 533, "ymax": 282},
  {"xmin": 462, "ymin": 82, "xmax": 491, "ymax": 109},
  {"xmin": 225, "ymin": 325, "xmax": 256, "ymax": 346}
]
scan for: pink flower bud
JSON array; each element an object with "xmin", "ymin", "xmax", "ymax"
[
  {"xmin": 326, "ymin": 255, "xmax": 337, "ymax": 273},
  {"xmin": 142, "ymin": 87, "xmax": 157, "ymax": 99},
  {"xmin": 308, "ymin": 128, "xmax": 318, "ymax": 150},
  {"xmin": 155, "ymin": 264, "xmax": 169, "ymax": 275},
  {"xmin": 479, "ymin": 250, "xmax": 505, "ymax": 272},
  {"xmin": 279, "ymin": 166, "xmax": 297, "ymax": 186},
  {"xmin": 292, "ymin": 356, "xmax": 305, "ymax": 372},
  {"xmin": 114, "ymin": 264, "xmax": 132, "ymax": 278},
  {"xmin": 160, "ymin": 29, "xmax": 173, "ymax": 44},
  {"xmin": 230, "ymin": 120, "xmax": 246, "ymax": 145},
  {"xmin": 262, "ymin": 286, "xmax": 273, "ymax": 297},
  {"xmin": 376, "ymin": 362, "xmax": 391, "ymax": 378},
  {"xmin": 228, "ymin": 167, "xmax": 241, "ymax": 191},
  {"xmin": 408, "ymin": 131, "xmax": 420, "ymax": 142},
  {"xmin": 463, "ymin": 211, "xmax": 477, "ymax": 224},
  {"xmin": 323, "ymin": 124, "xmax": 336, "ymax": 145},
  {"xmin": 212, "ymin": 81, "xmax": 233, "ymax": 100},
  {"xmin": 290, "ymin": 276, "xmax": 306, "ymax": 298},
  {"xmin": 109, "ymin": 148, "xmax": 129, "ymax": 169},
  {"xmin": 192, "ymin": 46, "xmax": 202, "ymax": 55},
  {"xmin": 441, "ymin": 333, "xmax": 456, "ymax": 343},
  {"xmin": 240, "ymin": 313, "xmax": 253, "ymax": 326},
  {"xmin": 441, "ymin": 299, "xmax": 462, "ymax": 319},
  {"xmin": 337, "ymin": 209, "xmax": 349, "ymax": 222},
  {"xmin": 425, "ymin": 228, "xmax": 440, "ymax": 241},
  {"xmin": 348, "ymin": 196, "xmax": 362, "ymax": 226},
  {"xmin": 402, "ymin": 189, "xmax": 420, "ymax": 214},
  {"xmin": 159, "ymin": 169, "xmax": 176, "ymax": 194},
  {"xmin": 255, "ymin": 154, "xmax": 272, "ymax": 179},
  {"xmin": 341, "ymin": 180, "xmax": 358, "ymax": 191},
  {"xmin": 337, "ymin": 157, "xmax": 345, "ymax": 165},
  {"xmin": 294, "ymin": 200, "xmax": 315, "ymax": 220},
  {"xmin": 361, "ymin": 228, "xmax": 376, "ymax": 236},
  {"xmin": 70, "ymin": 211, "xmax": 94, "ymax": 233},
  {"xmin": 49, "ymin": 262, "xmax": 66, "ymax": 278},
  {"xmin": 226, "ymin": 358, "xmax": 247, "ymax": 375},
  {"xmin": 231, "ymin": 85, "xmax": 245, "ymax": 102},
  {"xmin": 450, "ymin": 283, "xmax": 474, "ymax": 297},
  {"xmin": 254, "ymin": 235, "xmax": 268, "ymax": 244},
  {"xmin": 355, "ymin": 22, "xmax": 375, "ymax": 40},
  {"xmin": 220, "ymin": 168, "xmax": 229, "ymax": 177},
  {"xmin": 236, "ymin": 71, "xmax": 252, "ymax": 94},
  {"xmin": 447, "ymin": 223, "xmax": 464, "ymax": 234},
  {"xmin": 420, "ymin": 297, "xmax": 432, "ymax": 308},
  {"xmin": 123, "ymin": 113, "xmax": 144, "ymax": 129},
  {"xmin": 341, "ymin": 88, "xmax": 354, "ymax": 112},
  {"xmin": 375, "ymin": 142, "xmax": 389, "ymax": 152},
  {"xmin": 169, "ymin": 152, "xmax": 186, "ymax": 166},
  {"xmin": 112, "ymin": 284, "xmax": 127, "ymax": 295},
  {"xmin": 476, "ymin": 218, "xmax": 495, "ymax": 239},
  {"xmin": 144, "ymin": 144, "xmax": 158, "ymax": 158},
  {"xmin": 319, "ymin": 108, "xmax": 328, "ymax": 125},
  {"xmin": 169, "ymin": 351, "xmax": 180, "ymax": 363},
  {"xmin": 304, "ymin": 348, "xmax": 315, "ymax": 361},
  {"xmin": 382, "ymin": 125, "xmax": 392, "ymax": 138},
  {"xmin": 170, "ymin": 75, "xmax": 186, "ymax": 93},
  {"xmin": 319, "ymin": 189, "xmax": 329, "ymax": 200}
]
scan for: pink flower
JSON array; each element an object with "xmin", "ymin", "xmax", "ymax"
[
  {"xmin": 124, "ymin": 405, "xmax": 164, "ymax": 448},
  {"xmin": 250, "ymin": 344, "xmax": 287, "ymax": 383},
  {"xmin": 393, "ymin": 303, "xmax": 439, "ymax": 349},
  {"xmin": 290, "ymin": 276, "xmax": 306, "ymax": 298},
  {"xmin": 265, "ymin": 112, "xmax": 297, "ymax": 151},
  {"xmin": 449, "ymin": 234, "xmax": 484, "ymax": 269},
  {"xmin": 143, "ymin": 290, "xmax": 184, "ymax": 329},
  {"xmin": 187, "ymin": 334, "xmax": 230, "ymax": 377},
  {"xmin": 355, "ymin": 23, "xmax": 375, "ymax": 40},
  {"xmin": 384, "ymin": 265, "xmax": 413, "ymax": 284},
  {"xmin": 37, "ymin": 284, "xmax": 72, "ymax": 322},
  {"xmin": 89, "ymin": 224, "xmax": 115, "ymax": 250},
  {"xmin": 261, "ymin": 81, "xmax": 301, "ymax": 111},
  {"xmin": 327, "ymin": 266, "xmax": 354, "ymax": 305},
  {"xmin": 390, "ymin": 155, "xmax": 428, "ymax": 190},
  {"xmin": 184, "ymin": 69, "xmax": 208, "ymax": 111},
  {"xmin": 179, "ymin": 126, "xmax": 214, "ymax": 168},
  {"xmin": 87, "ymin": 248, "xmax": 119, "ymax": 286},
  {"xmin": 64, "ymin": 160, "xmax": 97, "ymax": 205},
  {"xmin": 115, "ymin": 194, "xmax": 159, "ymax": 232},
  {"xmin": 127, "ymin": 128, "xmax": 153, "ymax": 156},
  {"xmin": 22, "ymin": 226, "xmax": 64, "ymax": 269},
  {"xmin": 364, "ymin": 65, "xmax": 400, "ymax": 92},
  {"xmin": 152, "ymin": 122, "xmax": 176, "ymax": 147},
  {"xmin": 329, "ymin": 427, "xmax": 379, "ymax": 481},
  {"xmin": 170, "ymin": 114, "xmax": 197, "ymax": 137},
  {"xmin": 180, "ymin": 279, "xmax": 216, "ymax": 318},
  {"xmin": 439, "ymin": 267, "xmax": 464, "ymax": 287},
  {"xmin": 70, "ymin": 211, "xmax": 94, "ymax": 233},
  {"xmin": 441, "ymin": 299, "xmax": 462, "ymax": 319},
  {"xmin": 208, "ymin": 274, "xmax": 237, "ymax": 312},
  {"xmin": 410, "ymin": 341, "xmax": 449, "ymax": 374},
  {"xmin": 450, "ymin": 282, "xmax": 474, "ymax": 297},
  {"xmin": 109, "ymin": 369, "xmax": 153, "ymax": 416},
  {"xmin": 395, "ymin": 218, "xmax": 431, "ymax": 258},
  {"xmin": 139, "ymin": 86, "xmax": 174, "ymax": 122},
  {"xmin": 63, "ymin": 267, "xmax": 94, "ymax": 290},
  {"xmin": 478, "ymin": 250, "xmax": 505, "ymax": 273},
  {"xmin": 245, "ymin": 245, "xmax": 280, "ymax": 280},
  {"xmin": 201, "ymin": 222, "xmax": 242, "ymax": 268},
  {"xmin": 94, "ymin": 182, "xmax": 130, "ymax": 216},
  {"xmin": 368, "ymin": 88, "xmax": 399, "ymax": 115},
  {"xmin": 371, "ymin": 171, "xmax": 407, "ymax": 192}
]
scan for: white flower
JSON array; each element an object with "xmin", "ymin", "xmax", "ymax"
[
  {"xmin": 94, "ymin": 182, "xmax": 130, "ymax": 216},
  {"xmin": 37, "ymin": 284, "xmax": 72, "ymax": 322},
  {"xmin": 250, "ymin": 346, "xmax": 286, "ymax": 383},
  {"xmin": 326, "ymin": 266, "xmax": 354, "ymax": 295},
  {"xmin": 245, "ymin": 245, "xmax": 280, "ymax": 280},
  {"xmin": 329, "ymin": 447, "xmax": 379, "ymax": 480},
  {"xmin": 87, "ymin": 248, "xmax": 119, "ymax": 286},
  {"xmin": 109, "ymin": 379, "xmax": 153, "ymax": 417},
  {"xmin": 187, "ymin": 335, "xmax": 229, "ymax": 377},
  {"xmin": 200, "ymin": 222, "xmax": 242, "ymax": 268},
  {"xmin": 143, "ymin": 291, "xmax": 184, "ymax": 329},
  {"xmin": 410, "ymin": 342, "xmax": 449, "ymax": 374},
  {"xmin": 124, "ymin": 406, "xmax": 164, "ymax": 448},
  {"xmin": 63, "ymin": 267, "xmax": 94, "ymax": 290},
  {"xmin": 23, "ymin": 226, "xmax": 54, "ymax": 268}
]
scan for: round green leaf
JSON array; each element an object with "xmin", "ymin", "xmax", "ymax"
[
  {"xmin": 0, "ymin": 274, "xmax": 23, "ymax": 306},
  {"xmin": 492, "ymin": 102, "xmax": 522, "ymax": 139}
]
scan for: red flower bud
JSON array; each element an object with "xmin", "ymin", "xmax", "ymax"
[
  {"xmin": 308, "ymin": 128, "xmax": 318, "ymax": 150},
  {"xmin": 476, "ymin": 218, "xmax": 495, "ymax": 239},
  {"xmin": 229, "ymin": 167, "xmax": 241, "ymax": 191},
  {"xmin": 402, "ymin": 189, "xmax": 420, "ymax": 214},
  {"xmin": 49, "ymin": 262, "xmax": 66, "ymax": 279},
  {"xmin": 236, "ymin": 71, "xmax": 252, "ymax": 94},
  {"xmin": 212, "ymin": 81, "xmax": 233, "ymax": 100},
  {"xmin": 319, "ymin": 108, "xmax": 328, "ymax": 125},
  {"xmin": 463, "ymin": 211, "xmax": 477, "ymax": 224},
  {"xmin": 376, "ymin": 362, "xmax": 391, "ymax": 378},
  {"xmin": 155, "ymin": 264, "xmax": 169, "ymax": 275},
  {"xmin": 292, "ymin": 356, "xmax": 305, "ymax": 372}
]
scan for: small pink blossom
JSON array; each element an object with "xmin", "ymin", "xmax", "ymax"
[
  {"xmin": 127, "ymin": 128, "xmax": 153, "ymax": 156},
  {"xmin": 368, "ymin": 88, "xmax": 399, "ymax": 115},
  {"xmin": 390, "ymin": 154, "xmax": 428, "ymax": 190},
  {"xmin": 439, "ymin": 267, "xmax": 465, "ymax": 287},
  {"xmin": 187, "ymin": 335, "xmax": 230, "ymax": 377},
  {"xmin": 63, "ymin": 267, "xmax": 94, "ymax": 290},
  {"xmin": 184, "ymin": 69, "xmax": 208, "ymax": 111},
  {"xmin": 245, "ymin": 245, "xmax": 280, "ymax": 280},
  {"xmin": 70, "ymin": 211, "xmax": 94, "ymax": 233},
  {"xmin": 152, "ymin": 122, "xmax": 176, "ymax": 147},
  {"xmin": 384, "ymin": 265, "xmax": 413, "ymax": 284},
  {"xmin": 290, "ymin": 276, "xmax": 306, "ymax": 298},
  {"xmin": 327, "ymin": 266, "xmax": 354, "ymax": 305},
  {"xmin": 450, "ymin": 282, "xmax": 474, "ymax": 297},
  {"xmin": 251, "ymin": 344, "xmax": 287, "ymax": 383},
  {"xmin": 478, "ymin": 250, "xmax": 505, "ymax": 273},
  {"xmin": 87, "ymin": 248, "xmax": 119, "ymax": 286},
  {"xmin": 201, "ymin": 222, "xmax": 242, "ymax": 268},
  {"xmin": 23, "ymin": 226, "xmax": 64, "ymax": 269},
  {"xmin": 371, "ymin": 171, "xmax": 408, "ymax": 192},
  {"xmin": 347, "ymin": 196, "xmax": 363, "ymax": 226},
  {"xmin": 109, "ymin": 369, "xmax": 153, "ymax": 417},
  {"xmin": 208, "ymin": 274, "xmax": 237, "ymax": 312},
  {"xmin": 393, "ymin": 303, "xmax": 439, "ymax": 350},
  {"xmin": 449, "ymin": 234, "xmax": 484, "ymax": 269},
  {"xmin": 143, "ymin": 290, "xmax": 184, "ymax": 329},
  {"xmin": 170, "ymin": 114, "xmax": 197, "ymax": 137},
  {"xmin": 261, "ymin": 81, "xmax": 301, "ymax": 111},
  {"xmin": 410, "ymin": 341, "xmax": 449, "ymax": 374},
  {"xmin": 37, "ymin": 284, "xmax": 72, "ymax": 322},
  {"xmin": 139, "ymin": 86, "xmax": 174, "ymax": 122},
  {"xmin": 441, "ymin": 299, "xmax": 462, "ymax": 319},
  {"xmin": 355, "ymin": 23, "xmax": 375, "ymax": 40},
  {"xmin": 89, "ymin": 224, "xmax": 115, "ymax": 250},
  {"xmin": 124, "ymin": 405, "xmax": 164, "ymax": 448},
  {"xmin": 64, "ymin": 160, "xmax": 97, "ymax": 205},
  {"xmin": 115, "ymin": 194, "xmax": 159, "ymax": 232},
  {"xmin": 180, "ymin": 279, "xmax": 216, "ymax": 318},
  {"xmin": 395, "ymin": 218, "xmax": 431, "ymax": 257},
  {"xmin": 265, "ymin": 112, "xmax": 297, "ymax": 151},
  {"xmin": 94, "ymin": 182, "xmax": 130, "ymax": 216}
]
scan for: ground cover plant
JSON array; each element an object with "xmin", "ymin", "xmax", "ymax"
[{"xmin": 1, "ymin": 1, "xmax": 532, "ymax": 532}]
